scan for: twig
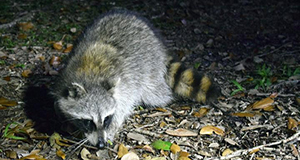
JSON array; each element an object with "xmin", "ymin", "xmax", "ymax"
[
  {"xmin": 207, "ymin": 131, "xmax": 300, "ymax": 160},
  {"xmin": 0, "ymin": 11, "xmax": 35, "ymax": 29},
  {"xmin": 257, "ymin": 42, "xmax": 292, "ymax": 58},
  {"xmin": 134, "ymin": 128, "xmax": 164, "ymax": 138},
  {"xmin": 255, "ymin": 93, "xmax": 296, "ymax": 97}
]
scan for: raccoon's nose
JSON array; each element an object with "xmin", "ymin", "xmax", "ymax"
[{"xmin": 98, "ymin": 137, "xmax": 105, "ymax": 148}]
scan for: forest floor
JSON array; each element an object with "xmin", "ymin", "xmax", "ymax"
[{"xmin": 0, "ymin": 0, "xmax": 299, "ymax": 159}]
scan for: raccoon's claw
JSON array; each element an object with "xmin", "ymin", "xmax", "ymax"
[{"xmin": 98, "ymin": 137, "xmax": 106, "ymax": 148}]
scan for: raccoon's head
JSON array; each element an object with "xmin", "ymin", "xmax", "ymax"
[{"xmin": 54, "ymin": 82, "xmax": 118, "ymax": 148}]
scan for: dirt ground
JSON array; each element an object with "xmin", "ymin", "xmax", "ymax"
[{"xmin": 0, "ymin": 0, "xmax": 299, "ymax": 159}]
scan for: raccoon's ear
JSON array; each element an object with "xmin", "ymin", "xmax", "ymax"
[{"xmin": 66, "ymin": 82, "xmax": 87, "ymax": 99}]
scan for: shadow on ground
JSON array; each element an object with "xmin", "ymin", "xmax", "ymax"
[{"xmin": 22, "ymin": 75, "xmax": 63, "ymax": 135}]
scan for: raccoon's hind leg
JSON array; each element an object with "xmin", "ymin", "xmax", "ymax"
[{"xmin": 140, "ymin": 81, "xmax": 173, "ymax": 107}]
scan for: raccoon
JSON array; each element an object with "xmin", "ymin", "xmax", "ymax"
[{"xmin": 52, "ymin": 10, "xmax": 218, "ymax": 148}]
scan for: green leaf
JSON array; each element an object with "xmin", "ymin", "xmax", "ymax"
[
  {"xmin": 15, "ymin": 64, "xmax": 26, "ymax": 68},
  {"xmin": 194, "ymin": 62, "xmax": 201, "ymax": 69},
  {"xmin": 138, "ymin": 106, "xmax": 144, "ymax": 110},
  {"xmin": 293, "ymin": 68, "xmax": 300, "ymax": 76},
  {"xmin": 231, "ymin": 80, "xmax": 244, "ymax": 90},
  {"xmin": 2, "ymin": 122, "xmax": 26, "ymax": 140},
  {"xmin": 107, "ymin": 140, "xmax": 113, "ymax": 145},
  {"xmin": 152, "ymin": 140, "xmax": 172, "ymax": 150},
  {"xmin": 231, "ymin": 89, "xmax": 242, "ymax": 96},
  {"xmin": 7, "ymin": 135, "xmax": 26, "ymax": 140},
  {"xmin": 3, "ymin": 123, "xmax": 11, "ymax": 137},
  {"xmin": 287, "ymin": 67, "xmax": 292, "ymax": 77},
  {"xmin": 0, "ymin": 60, "xmax": 5, "ymax": 65},
  {"xmin": 230, "ymin": 80, "xmax": 245, "ymax": 96}
]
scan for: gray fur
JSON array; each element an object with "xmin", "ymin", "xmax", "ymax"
[{"xmin": 52, "ymin": 10, "xmax": 173, "ymax": 147}]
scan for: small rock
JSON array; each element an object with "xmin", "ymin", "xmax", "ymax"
[
  {"xmin": 194, "ymin": 43, "xmax": 205, "ymax": 51},
  {"xmin": 206, "ymin": 39, "xmax": 214, "ymax": 47},
  {"xmin": 208, "ymin": 142, "xmax": 219, "ymax": 148},
  {"xmin": 224, "ymin": 138, "xmax": 238, "ymax": 145},
  {"xmin": 70, "ymin": 27, "xmax": 77, "ymax": 33},
  {"xmin": 234, "ymin": 63, "xmax": 245, "ymax": 71},
  {"xmin": 127, "ymin": 132, "xmax": 149, "ymax": 143},
  {"xmin": 194, "ymin": 28, "xmax": 202, "ymax": 34},
  {"xmin": 0, "ymin": 51, "xmax": 7, "ymax": 58},
  {"xmin": 253, "ymin": 56, "xmax": 263, "ymax": 63}
]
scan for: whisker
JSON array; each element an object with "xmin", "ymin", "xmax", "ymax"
[{"xmin": 66, "ymin": 138, "xmax": 89, "ymax": 160}]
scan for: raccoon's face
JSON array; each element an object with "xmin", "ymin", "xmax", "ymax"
[{"xmin": 55, "ymin": 82, "xmax": 118, "ymax": 148}]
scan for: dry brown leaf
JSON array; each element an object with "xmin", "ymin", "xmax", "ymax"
[
  {"xmin": 121, "ymin": 152, "xmax": 139, "ymax": 160},
  {"xmin": 80, "ymin": 148, "xmax": 91, "ymax": 160},
  {"xmin": 290, "ymin": 144, "xmax": 299, "ymax": 157},
  {"xmin": 193, "ymin": 108, "xmax": 210, "ymax": 117},
  {"xmin": 49, "ymin": 132, "xmax": 70, "ymax": 150},
  {"xmin": 263, "ymin": 105, "xmax": 275, "ymax": 111},
  {"xmin": 179, "ymin": 151, "xmax": 190, "ymax": 157},
  {"xmin": 55, "ymin": 139, "xmax": 70, "ymax": 147},
  {"xmin": 178, "ymin": 157, "xmax": 191, "ymax": 160},
  {"xmin": 288, "ymin": 117, "xmax": 298, "ymax": 130},
  {"xmin": 0, "ymin": 105, "xmax": 7, "ymax": 110},
  {"xmin": 269, "ymin": 92, "xmax": 278, "ymax": 98},
  {"xmin": 5, "ymin": 150, "xmax": 17, "ymax": 159},
  {"xmin": 19, "ymin": 150, "xmax": 46, "ymax": 160},
  {"xmin": 252, "ymin": 97, "xmax": 274, "ymax": 109},
  {"xmin": 222, "ymin": 148, "xmax": 233, "ymax": 156},
  {"xmin": 296, "ymin": 97, "xmax": 300, "ymax": 105},
  {"xmin": 63, "ymin": 43, "xmax": 73, "ymax": 53},
  {"xmin": 146, "ymin": 111, "xmax": 171, "ymax": 118},
  {"xmin": 198, "ymin": 150, "xmax": 211, "ymax": 156},
  {"xmin": 17, "ymin": 33, "xmax": 27, "ymax": 39},
  {"xmin": 0, "ymin": 97, "xmax": 18, "ymax": 107},
  {"xmin": 56, "ymin": 149, "xmax": 66, "ymax": 160},
  {"xmin": 19, "ymin": 154, "xmax": 46, "ymax": 160},
  {"xmin": 155, "ymin": 107, "xmax": 168, "ymax": 112},
  {"xmin": 160, "ymin": 150, "xmax": 169, "ymax": 156},
  {"xmin": 256, "ymin": 157, "xmax": 274, "ymax": 160},
  {"xmin": 3, "ymin": 76, "xmax": 11, "ymax": 81},
  {"xmin": 22, "ymin": 69, "xmax": 32, "ymax": 78},
  {"xmin": 159, "ymin": 121, "xmax": 167, "ymax": 128},
  {"xmin": 170, "ymin": 143, "xmax": 180, "ymax": 154},
  {"xmin": 49, "ymin": 56, "xmax": 61, "ymax": 66},
  {"xmin": 165, "ymin": 128, "xmax": 198, "ymax": 137},
  {"xmin": 142, "ymin": 144, "xmax": 155, "ymax": 153},
  {"xmin": 249, "ymin": 148, "xmax": 260, "ymax": 154},
  {"xmin": 231, "ymin": 112, "xmax": 255, "ymax": 117},
  {"xmin": 18, "ymin": 22, "xmax": 34, "ymax": 31},
  {"xmin": 39, "ymin": 56, "xmax": 46, "ymax": 62},
  {"xmin": 53, "ymin": 41, "xmax": 63, "ymax": 51},
  {"xmin": 150, "ymin": 157, "xmax": 166, "ymax": 160},
  {"xmin": 200, "ymin": 125, "xmax": 225, "ymax": 136},
  {"xmin": 180, "ymin": 106, "xmax": 191, "ymax": 110},
  {"xmin": 118, "ymin": 143, "xmax": 129, "ymax": 158}
]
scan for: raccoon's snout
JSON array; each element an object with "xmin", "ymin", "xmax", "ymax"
[{"xmin": 98, "ymin": 137, "xmax": 106, "ymax": 148}]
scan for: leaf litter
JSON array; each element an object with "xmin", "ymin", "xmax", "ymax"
[{"xmin": 0, "ymin": 0, "xmax": 300, "ymax": 160}]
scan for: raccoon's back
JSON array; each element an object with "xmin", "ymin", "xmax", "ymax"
[
  {"xmin": 59, "ymin": 10, "xmax": 169, "ymax": 92},
  {"xmin": 78, "ymin": 10, "xmax": 167, "ymax": 63}
]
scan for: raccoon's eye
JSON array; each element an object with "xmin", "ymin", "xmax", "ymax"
[
  {"xmin": 73, "ymin": 119, "xmax": 96, "ymax": 133},
  {"xmin": 84, "ymin": 120, "xmax": 97, "ymax": 132},
  {"xmin": 103, "ymin": 115, "xmax": 113, "ymax": 128}
]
